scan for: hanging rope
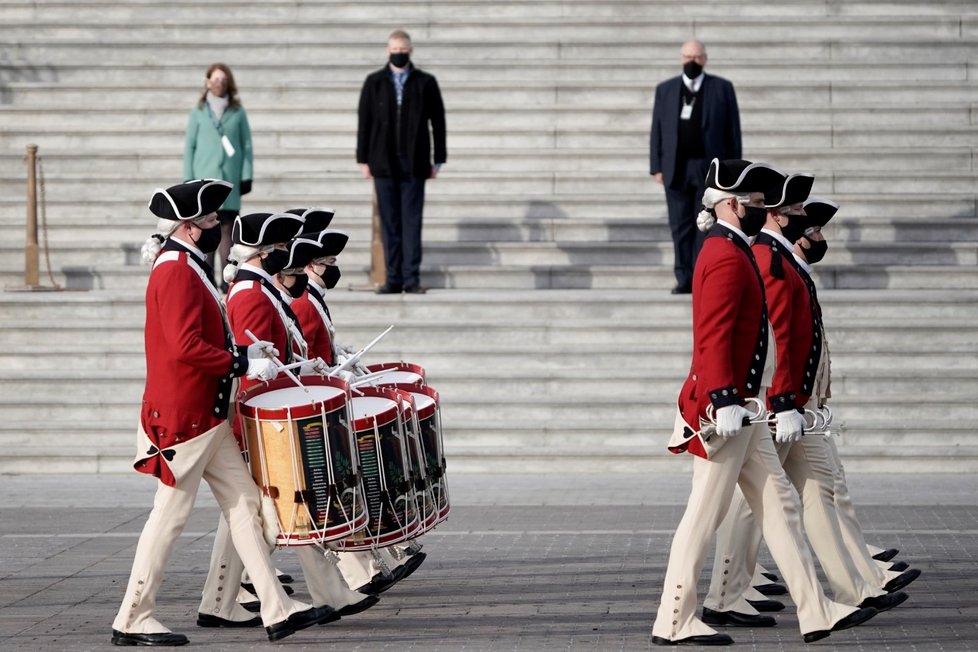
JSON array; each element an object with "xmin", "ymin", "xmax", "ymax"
[{"xmin": 35, "ymin": 153, "xmax": 62, "ymax": 290}]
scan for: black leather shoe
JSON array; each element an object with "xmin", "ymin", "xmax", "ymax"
[
  {"xmin": 802, "ymin": 607, "xmax": 878, "ymax": 644},
  {"xmin": 241, "ymin": 599, "xmax": 260, "ymax": 613},
  {"xmin": 196, "ymin": 613, "xmax": 262, "ymax": 628},
  {"xmin": 398, "ymin": 551, "xmax": 427, "ymax": 580},
  {"xmin": 652, "ymin": 633, "xmax": 733, "ymax": 646},
  {"xmin": 889, "ymin": 560, "xmax": 909, "ymax": 572},
  {"xmin": 111, "ymin": 630, "xmax": 189, "ymax": 646},
  {"xmin": 265, "ymin": 605, "xmax": 336, "ymax": 642},
  {"xmin": 747, "ymin": 599, "xmax": 785, "ymax": 612},
  {"xmin": 702, "ymin": 607, "xmax": 776, "ymax": 627},
  {"xmin": 872, "ymin": 548, "xmax": 899, "ymax": 562},
  {"xmin": 754, "ymin": 582, "xmax": 788, "ymax": 596},
  {"xmin": 859, "ymin": 591, "xmax": 908, "ymax": 612},
  {"xmin": 358, "ymin": 571, "xmax": 400, "ymax": 595},
  {"xmin": 670, "ymin": 284, "xmax": 692, "ymax": 295},
  {"xmin": 277, "ymin": 573, "xmax": 294, "ymax": 584},
  {"xmin": 241, "ymin": 581, "xmax": 293, "ymax": 596},
  {"xmin": 336, "ymin": 594, "xmax": 380, "ymax": 617},
  {"xmin": 375, "ymin": 284, "xmax": 402, "ymax": 294},
  {"xmin": 760, "ymin": 571, "xmax": 779, "ymax": 582},
  {"xmin": 403, "ymin": 285, "xmax": 427, "ymax": 294},
  {"xmin": 884, "ymin": 568, "xmax": 921, "ymax": 593}
]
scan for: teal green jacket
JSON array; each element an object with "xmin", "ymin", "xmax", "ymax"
[{"xmin": 183, "ymin": 103, "xmax": 253, "ymax": 212}]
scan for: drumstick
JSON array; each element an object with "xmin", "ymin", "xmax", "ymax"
[
  {"xmin": 328, "ymin": 325, "xmax": 394, "ymax": 377},
  {"xmin": 244, "ymin": 329, "xmax": 309, "ymax": 393}
]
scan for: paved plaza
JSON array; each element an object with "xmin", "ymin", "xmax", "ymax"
[{"xmin": 1, "ymin": 471, "xmax": 976, "ymax": 651}]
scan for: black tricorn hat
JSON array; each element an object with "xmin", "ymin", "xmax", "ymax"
[
  {"xmin": 283, "ymin": 237, "xmax": 324, "ymax": 271},
  {"xmin": 765, "ymin": 173, "xmax": 815, "ymax": 209},
  {"xmin": 311, "ymin": 229, "xmax": 350, "ymax": 258},
  {"xmin": 149, "ymin": 179, "xmax": 232, "ymax": 221},
  {"xmin": 287, "ymin": 207, "xmax": 335, "ymax": 234},
  {"xmin": 232, "ymin": 212, "xmax": 305, "ymax": 247},
  {"xmin": 705, "ymin": 159, "xmax": 786, "ymax": 196},
  {"xmin": 802, "ymin": 198, "xmax": 840, "ymax": 228}
]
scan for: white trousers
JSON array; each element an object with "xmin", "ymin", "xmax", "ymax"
[
  {"xmin": 336, "ymin": 547, "xmax": 405, "ymax": 591},
  {"xmin": 651, "ymin": 422, "xmax": 855, "ymax": 640},
  {"xmin": 705, "ymin": 435, "xmax": 884, "ymax": 612},
  {"xmin": 113, "ymin": 423, "xmax": 300, "ymax": 633}
]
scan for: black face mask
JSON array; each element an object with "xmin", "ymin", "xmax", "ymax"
[
  {"xmin": 683, "ymin": 60, "xmax": 703, "ymax": 79},
  {"xmin": 324, "ymin": 265, "xmax": 342, "ymax": 290},
  {"xmin": 261, "ymin": 249, "xmax": 291, "ymax": 276},
  {"xmin": 801, "ymin": 237, "xmax": 828, "ymax": 264},
  {"xmin": 389, "ymin": 52, "xmax": 410, "ymax": 68},
  {"xmin": 193, "ymin": 224, "xmax": 222, "ymax": 254},
  {"xmin": 284, "ymin": 274, "xmax": 309, "ymax": 299},
  {"xmin": 779, "ymin": 215, "xmax": 810, "ymax": 244},
  {"xmin": 740, "ymin": 206, "xmax": 767, "ymax": 237}
]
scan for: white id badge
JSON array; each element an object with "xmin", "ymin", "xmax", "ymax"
[
  {"xmin": 680, "ymin": 103, "xmax": 694, "ymax": 120},
  {"xmin": 221, "ymin": 135, "xmax": 236, "ymax": 157}
]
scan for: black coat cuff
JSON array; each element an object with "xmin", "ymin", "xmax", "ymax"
[
  {"xmin": 768, "ymin": 391, "xmax": 798, "ymax": 413},
  {"xmin": 230, "ymin": 353, "xmax": 249, "ymax": 378},
  {"xmin": 707, "ymin": 385, "xmax": 742, "ymax": 410}
]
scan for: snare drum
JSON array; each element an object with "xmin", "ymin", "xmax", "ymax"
[
  {"xmin": 362, "ymin": 361, "xmax": 426, "ymax": 387},
  {"xmin": 387, "ymin": 384, "xmax": 450, "ymax": 526},
  {"xmin": 238, "ymin": 376, "xmax": 368, "ymax": 546},
  {"xmin": 387, "ymin": 389, "xmax": 439, "ymax": 533},
  {"xmin": 332, "ymin": 386, "xmax": 422, "ymax": 550}
]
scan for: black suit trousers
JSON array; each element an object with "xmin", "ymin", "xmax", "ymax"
[
  {"xmin": 664, "ymin": 158, "xmax": 709, "ymax": 288},
  {"xmin": 374, "ymin": 156, "xmax": 426, "ymax": 288}
]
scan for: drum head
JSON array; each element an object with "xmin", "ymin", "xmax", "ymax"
[
  {"xmin": 368, "ymin": 370, "xmax": 424, "ymax": 386},
  {"xmin": 244, "ymin": 384, "xmax": 345, "ymax": 409}
]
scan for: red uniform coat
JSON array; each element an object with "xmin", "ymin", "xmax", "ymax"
[
  {"xmin": 671, "ymin": 224, "xmax": 769, "ymax": 457},
  {"xmin": 752, "ymin": 231, "xmax": 815, "ymax": 411},
  {"xmin": 136, "ymin": 248, "xmax": 246, "ymax": 485},
  {"xmin": 291, "ymin": 290, "xmax": 335, "ymax": 365},
  {"xmin": 226, "ymin": 274, "xmax": 291, "ymax": 397}
]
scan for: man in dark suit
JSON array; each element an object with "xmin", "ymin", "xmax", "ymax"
[
  {"xmin": 357, "ymin": 29, "xmax": 447, "ymax": 295},
  {"xmin": 650, "ymin": 40, "xmax": 742, "ymax": 294}
]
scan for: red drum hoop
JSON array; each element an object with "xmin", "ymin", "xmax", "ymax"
[
  {"xmin": 238, "ymin": 376, "xmax": 368, "ymax": 546},
  {"xmin": 333, "ymin": 386, "xmax": 422, "ymax": 550},
  {"xmin": 363, "ymin": 361, "xmax": 426, "ymax": 387}
]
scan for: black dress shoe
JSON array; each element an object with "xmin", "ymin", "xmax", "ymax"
[
  {"xmin": 872, "ymin": 548, "xmax": 899, "ymax": 562},
  {"xmin": 277, "ymin": 573, "xmax": 294, "ymax": 584},
  {"xmin": 760, "ymin": 571, "xmax": 779, "ymax": 582},
  {"xmin": 801, "ymin": 607, "xmax": 878, "ymax": 644},
  {"xmin": 111, "ymin": 630, "xmax": 189, "ymax": 646},
  {"xmin": 889, "ymin": 560, "xmax": 909, "ymax": 572},
  {"xmin": 241, "ymin": 581, "xmax": 293, "ymax": 596},
  {"xmin": 670, "ymin": 284, "xmax": 692, "ymax": 295},
  {"xmin": 241, "ymin": 599, "xmax": 260, "ymax": 613},
  {"xmin": 652, "ymin": 633, "xmax": 733, "ymax": 646},
  {"xmin": 754, "ymin": 582, "xmax": 788, "ymax": 596},
  {"xmin": 265, "ymin": 605, "xmax": 336, "ymax": 642},
  {"xmin": 747, "ymin": 599, "xmax": 786, "ymax": 612},
  {"xmin": 196, "ymin": 613, "xmax": 262, "ymax": 628},
  {"xmin": 358, "ymin": 571, "xmax": 400, "ymax": 595},
  {"xmin": 702, "ymin": 607, "xmax": 776, "ymax": 627},
  {"xmin": 398, "ymin": 551, "xmax": 427, "ymax": 580},
  {"xmin": 884, "ymin": 568, "xmax": 921, "ymax": 593},
  {"xmin": 375, "ymin": 284, "xmax": 402, "ymax": 294},
  {"xmin": 336, "ymin": 594, "xmax": 380, "ymax": 617},
  {"xmin": 859, "ymin": 591, "xmax": 908, "ymax": 612},
  {"xmin": 403, "ymin": 285, "xmax": 427, "ymax": 294}
]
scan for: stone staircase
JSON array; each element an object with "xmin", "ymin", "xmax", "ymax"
[{"xmin": 0, "ymin": 0, "xmax": 976, "ymax": 473}]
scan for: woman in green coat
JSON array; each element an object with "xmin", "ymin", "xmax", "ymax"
[{"xmin": 183, "ymin": 63, "xmax": 253, "ymax": 289}]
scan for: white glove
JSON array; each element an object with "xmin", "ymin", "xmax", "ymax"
[
  {"xmin": 299, "ymin": 358, "xmax": 330, "ymax": 376},
  {"xmin": 775, "ymin": 409, "xmax": 806, "ymax": 443},
  {"xmin": 246, "ymin": 358, "xmax": 279, "ymax": 382},
  {"xmin": 247, "ymin": 340, "xmax": 279, "ymax": 360},
  {"xmin": 714, "ymin": 404, "xmax": 749, "ymax": 439}
]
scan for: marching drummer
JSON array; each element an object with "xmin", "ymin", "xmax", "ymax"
[
  {"xmin": 202, "ymin": 212, "xmax": 380, "ymax": 621},
  {"xmin": 651, "ymin": 159, "xmax": 878, "ymax": 646},
  {"xmin": 290, "ymin": 228, "xmax": 350, "ymax": 366},
  {"xmin": 112, "ymin": 180, "xmax": 332, "ymax": 646}
]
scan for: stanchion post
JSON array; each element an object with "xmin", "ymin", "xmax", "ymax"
[
  {"xmin": 24, "ymin": 144, "xmax": 40, "ymax": 289},
  {"xmin": 370, "ymin": 186, "xmax": 386, "ymax": 288}
]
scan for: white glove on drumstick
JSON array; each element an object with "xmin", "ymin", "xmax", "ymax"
[
  {"xmin": 714, "ymin": 404, "xmax": 749, "ymax": 439},
  {"xmin": 246, "ymin": 358, "xmax": 279, "ymax": 382},
  {"xmin": 298, "ymin": 358, "xmax": 331, "ymax": 376},
  {"xmin": 247, "ymin": 340, "xmax": 279, "ymax": 360}
]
